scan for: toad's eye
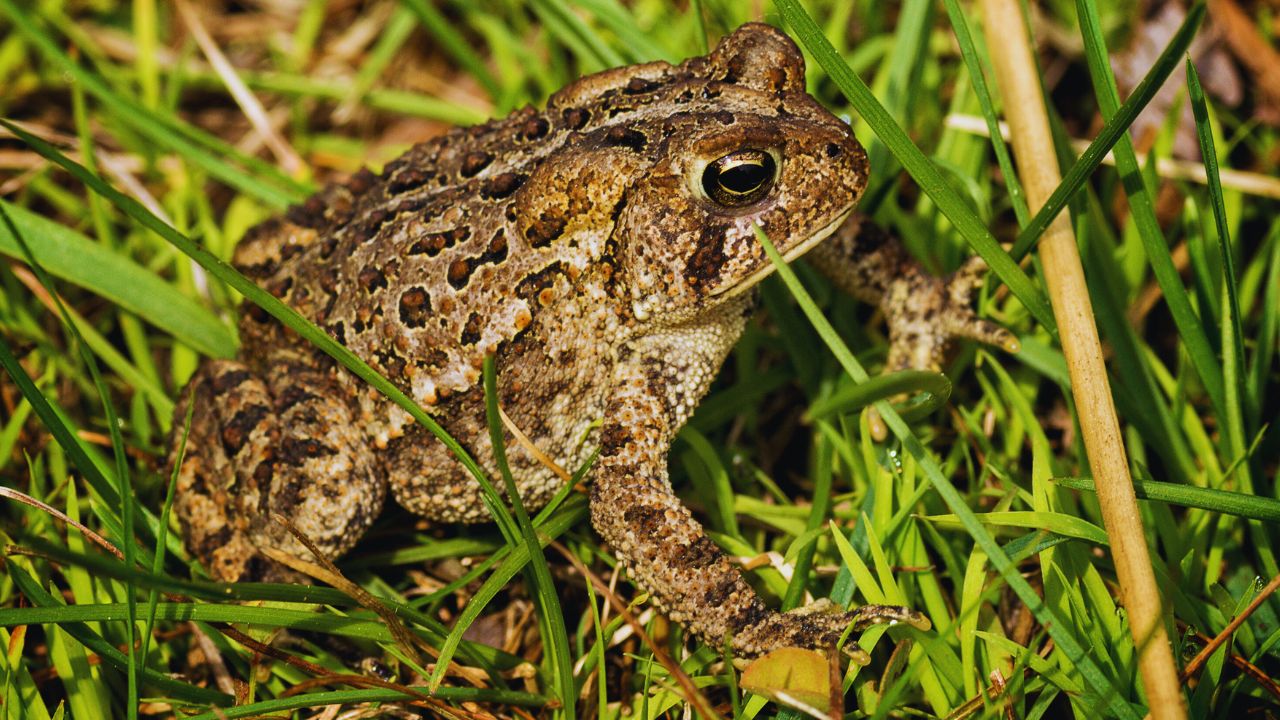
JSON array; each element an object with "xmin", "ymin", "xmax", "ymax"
[{"xmin": 701, "ymin": 149, "xmax": 777, "ymax": 207}]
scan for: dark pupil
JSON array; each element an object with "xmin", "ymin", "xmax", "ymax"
[
  {"xmin": 703, "ymin": 151, "xmax": 776, "ymax": 205},
  {"xmin": 719, "ymin": 162, "xmax": 767, "ymax": 193}
]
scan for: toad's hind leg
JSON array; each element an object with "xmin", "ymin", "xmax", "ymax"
[{"xmin": 172, "ymin": 359, "xmax": 386, "ymax": 582}]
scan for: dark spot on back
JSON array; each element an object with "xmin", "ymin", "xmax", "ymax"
[
  {"xmin": 445, "ymin": 230, "xmax": 511, "ymax": 291},
  {"xmin": 398, "ymin": 286, "xmax": 432, "ymax": 327},
  {"xmin": 604, "ymin": 126, "xmax": 647, "ymax": 152},
  {"xmin": 624, "ymin": 76, "xmax": 659, "ymax": 94},
  {"xmin": 460, "ymin": 151, "xmax": 494, "ymax": 178},
  {"xmin": 348, "ymin": 167, "xmax": 376, "ymax": 195},
  {"xmin": 515, "ymin": 261, "xmax": 566, "ymax": 302},
  {"xmin": 408, "ymin": 226, "xmax": 469, "ymax": 256},
  {"xmin": 211, "ymin": 369, "xmax": 251, "ymax": 394},
  {"xmin": 279, "ymin": 437, "xmax": 332, "ymax": 465},
  {"xmin": 238, "ymin": 261, "xmax": 277, "ymax": 281},
  {"xmin": 481, "ymin": 172, "xmax": 526, "ymax": 200},
  {"xmin": 371, "ymin": 348, "xmax": 407, "ymax": 382},
  {"xmin": 387, "ymin": 166, "xmax": 434, "ymax": 193},
  {"xmin": 416, "ymin": 346, "xmax": 449, "ymax": 370},
  {"xmin": 357, "ymin": 195, "xmax": 431, "ymax": 240},
  {"xmin": 765, "ymin": 67, "xmax": 789, "ymax": 93},
  {"xmin": 267, "ymin": 277, "xmax": 293, "ymax": 299},
  {"xmin": 482, "ymin": 229, "xmax": 508, "ymax": 263},
  {"xmin": 520, "ymin": 116, "xmax": 550, "ymax": 140},
  {"xmin": 562, "ymin": 107, "xmax": 590, "ymax": 130},
  {"xmin": 447, "ymin": 259, "xmax": 472, "ymax": 290},
  {"xmin": 279, "ymin": 241, "xmax": 306, "ymax": 262},
  {"xmin": 460, "ymin": 312, "xmax": 482, "ymax": 345},
  {"xmin": 358, "ymin": 266, "xmax": 387, "ymax": 293},
  {"xmin": 221, "ymin": 404, "xmax": 269, "ymax": 455},
  {"xmin": 251, "ymin": 458, "xmax": 273, "ymax": 486},
  {"xmin": 275, "ymin": 385, "xmax": 318, "ymax": 414},
  {"xmin": 847, "ymin": 220, "xmax": 890, "ymax": 261}
]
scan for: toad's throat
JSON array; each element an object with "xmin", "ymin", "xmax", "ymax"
[{"xmin": 711, "ymin": 204, "xmax": 856, "ymax": 300}]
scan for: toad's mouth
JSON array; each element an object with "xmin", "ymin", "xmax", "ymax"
[{"xmin": 711, "ymin": 204, "xmax": 856, "ymax": 300}]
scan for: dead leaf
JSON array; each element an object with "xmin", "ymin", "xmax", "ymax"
[
  {"xmin": 740, "ymin": 647, "xmax": 837, "ymax": 719},
  {"xmin": 1210, "ymin": 0, "xmax": 1280, "ymax": 123},
  {"xmin": 1112, "ymin": 2, "xmax": 1243, "ymax": 159}
]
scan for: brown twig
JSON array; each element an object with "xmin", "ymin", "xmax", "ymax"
[
  {"xmin": 1180, "ymin": 573, "xmax": 1280, "ymax": 683},
  {"xmin": 977, "ymin": 2, "xmax": 1186, "ymax": 718},
  {"xmin": 268, "ymin": 514, "xmax": 426, "ymax": 669},
  {"xmin": 0, "ymin": 486, "xmax": 123, "ymax": 560},
  {"xmin": 1181, "ymin": 625, "xmax": 1280, "ymax": 701},
  {"xmin": 498, "ymin": 405, "xmax": 573, "ymax": 485}
]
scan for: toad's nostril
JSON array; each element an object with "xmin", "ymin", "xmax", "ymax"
[{"xmin": 825, "ymin": 142, "xmax": 842, "ymax": 158}]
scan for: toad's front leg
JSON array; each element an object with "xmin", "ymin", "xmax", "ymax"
[
  {"xmin": 810, "ymin": 214, "xmax": 1019, "ymax": 372},
  {"xmin": 590, "ymin": 328, "xmax": 923, "ymax": 658}
]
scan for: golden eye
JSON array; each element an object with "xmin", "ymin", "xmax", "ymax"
[{"xmin": 701, "ymin": 149, "xmax": 777, "ymax": 206}]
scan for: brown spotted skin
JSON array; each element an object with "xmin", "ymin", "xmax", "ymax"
[{"xmin": 171, "ymin": 24, "xmax": 1012, "ymax": 657}]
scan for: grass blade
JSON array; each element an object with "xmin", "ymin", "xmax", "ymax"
[
  {"xmin": 1007, "ymin": 3, "xmax": 1207, "ymax": 262},
  {"xmin": 1186, "ymin": 60, "xmax": 1273, "ymax": 583},
  {"xmin": 774, "ymin": 0, "xmax": 1057, "ymax": 336},
  {"xmin": 400, "ymin": 0, "xmax": 500, "ymax": 98},
  {"xmin": 1055, "ymin": 476, "xmax": 1280, "ymax": 524},
  {"xmin": 179, "ymin": 687, "xmax": 545, "ymax": 720},
  {"xmin": 0, "ymin": 200, "xmax": 236, "ymax": 359},
  {"xmin": 941, "ymin": 0, "xmax": 1030, "ymax": 225},
  {"xmin": 469, "ymin": 356, "xmax": 575, "ymax": 716},
  {"xmin": 0, "ymin": 202, "xmax": 142, "ymax": 718},
  {"xmin": 0, "ymin": 336, "xmax": 123, "ymax": 538},
  {"xmin": 1072, "ymin": 0, "xmax": 1224, "ymax": 421},
  {"xmin": 6, "ymin": 563, "xmax": 229, "ymax": 705}
]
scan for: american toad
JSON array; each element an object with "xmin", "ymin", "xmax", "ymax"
[{"xmin": 172, "ymin": 23, "xmax": 1013, "ymax": 657}]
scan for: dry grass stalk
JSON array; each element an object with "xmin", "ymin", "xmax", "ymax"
[{"xmin": 976, "ymin": 1, "xmax": 1187, "ymax": 717}]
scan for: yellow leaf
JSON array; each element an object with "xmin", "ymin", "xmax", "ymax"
[{"xmin": 740, "ymin": 647, "xmax": 835, "ymax": 719}]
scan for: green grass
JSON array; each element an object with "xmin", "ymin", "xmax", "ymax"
[{"xmin": 1, "ymin": 1, "xmax": 1278, "ymax": 718}]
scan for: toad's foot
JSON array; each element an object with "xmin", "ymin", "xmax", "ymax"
[
  {"xmin": 880, "ymin": 253, "xmax": 1020, "ymax": 372},
  {"xmin": 732, "ymin": 600, "xmax": 931, "ymax": 663},
  {"xmin": 810, "ymin": 214, "xmax": 1018, "ymax": 373}
]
